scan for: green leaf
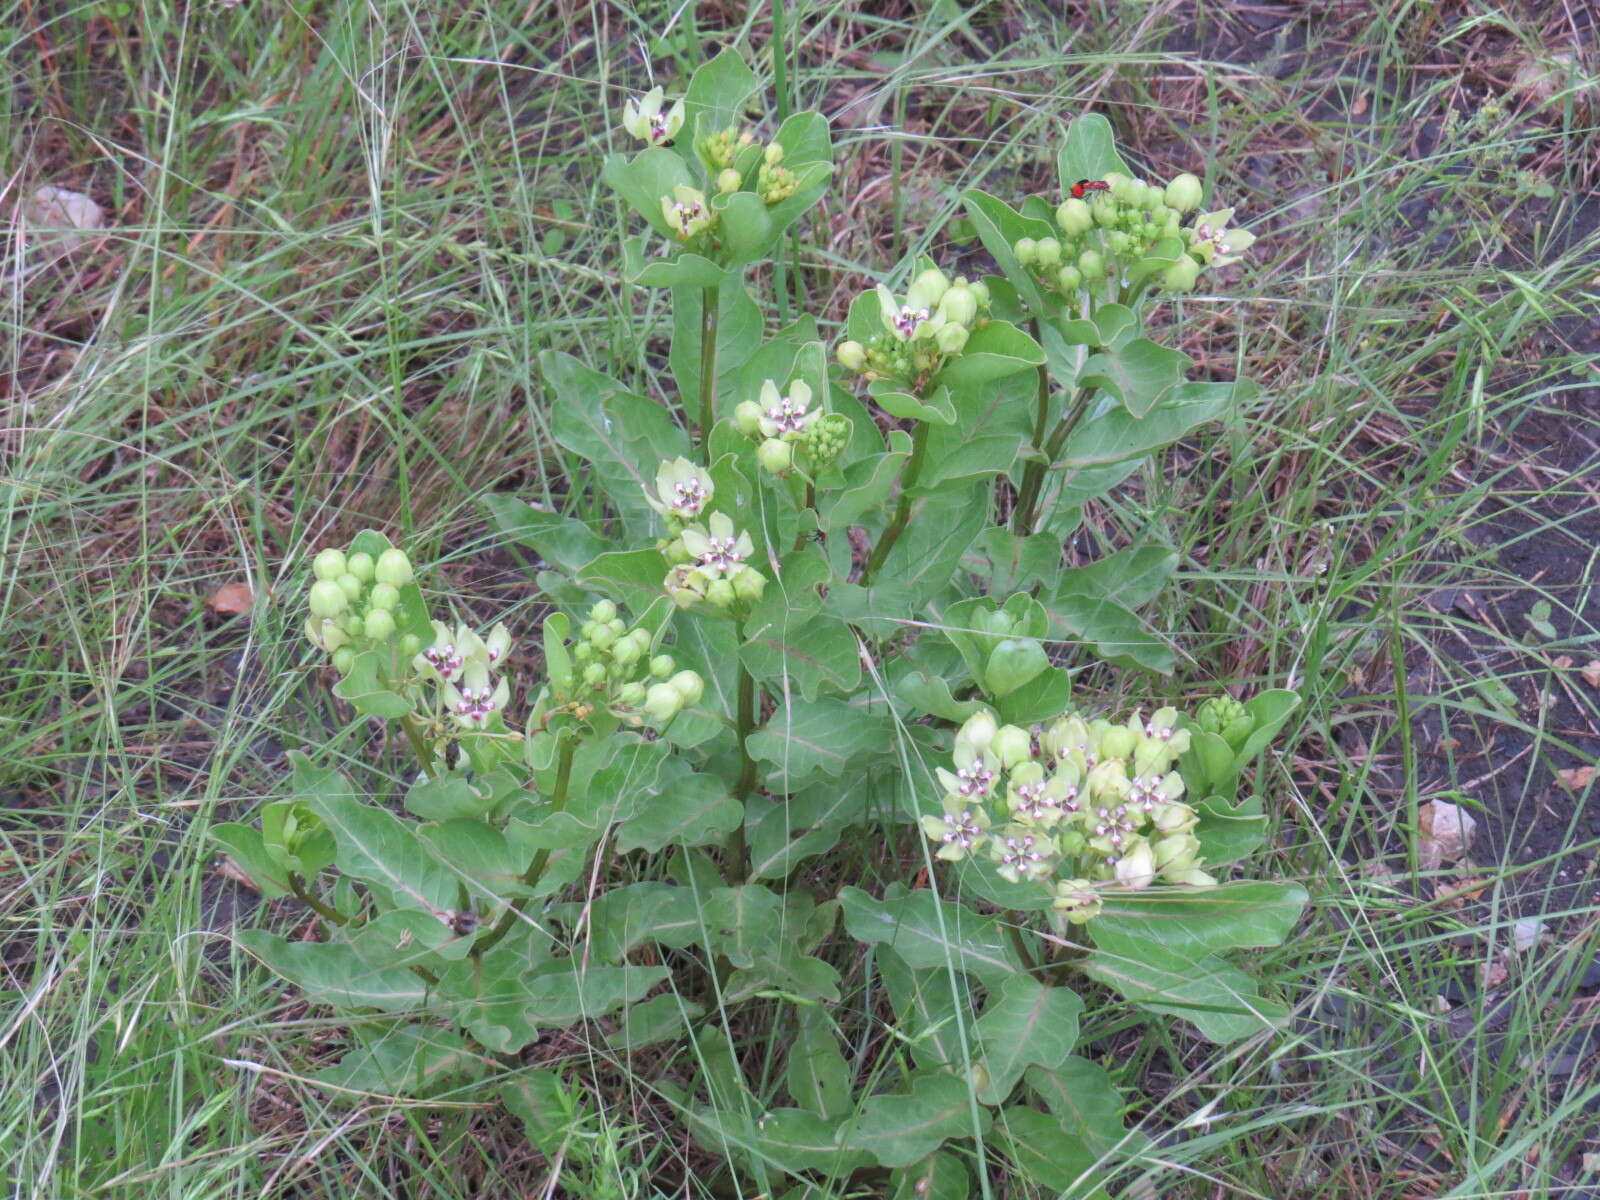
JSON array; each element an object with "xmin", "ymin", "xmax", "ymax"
[
  {"xmin": 606, "ymin": 993, "xmax": 705, "ymax": 1052},
  {"xmin": 961, "ymin": 189, "xmax": 1055, "ymax": 313},
  {"xmin": 614, "ymin": 771, "xmax": 742, "ymax": 853},
  {"xmin": 585, "ymin": 882, "xmax": 704, "ymax": 962},
  {"xmin": 1055, "ymin": 546, "xmax": 1177, "ymax": 611},
  {"xmin": 235, "ymin": 930, "xmax": 436, "ymax": 1013},
  {"xmin": 994, "ymin": 666, "xmax": 1072, "ymax": 727},
  {"xmin": 840, "ymin": 1071, "xmax": 990, "ymax": 1169},
  {"xmin": 984, "ymin": 638, "xmax": 1049, "ymax": 697},
  {"xmin": 740, "ymin": 612, "xmax": 862, "ymax": 701},
  {"xmin": 1054, "ymin": 379, "xmax": 1248, "ymax": 470},
  {"xmin": 1079, "ymin": 934, "xmax": 1289, "ymax": 1043},
  {"xmin": 747, "ymin": 697, "xmax": 892, "ymax": 788},
  {"xmin": 893, "ymin": 669, "xmax": 985, "ymax": 723},
  {"xmin": 417, "ymin": 819, "xmax": 532, "ymax": 902},
  {"xmin": 746, "ymin": 783, "xmax": 872, "ymax": 880},
  {"xmin": 1093, "ymin": 881, "xmax": 1307, "ymax": 956},
  {"xmin": 687, "ymin": 1104, "xmax": 872, "ymax": 1177},
  {"xmin": 578, "ymin": 547, "xmax": 671, "ymax": 614},
  {"xmin": 541, "ymin": 350, "xmax": 690, "ymax": 534},
  {"xmin": 622, "ymin": 242, "xmax": 730, "ymax": 289},
  {"xmin": 294, "ymin": 755, "xmax": 458, "ymax": 917},
  {"xmin": 500, "ymin": 1069, "xmax": 570, "ymax": 1155},
  {"xmin": 210, "ymin": 823, "xmax": 291, "ymax": 898},
  {"xmin": 1042, "ymin": 590, "xmax": 1172, "ymax": 673},
  {"xmin": 480, "ymin": 495, "xmax": 605, "ymax": 573},
  {"xmin": 671, "ymin": 280, "xmax": 762, "ymax": 416},
  {"xmin": 601, "ymin": 147, "xmax": 694, "ymax": 237},
  {"xmin": 1236, "ymin": 689, "xmax": 1301, "ymax": 764},
  {"xmin": 318, "ymin": 1026, "xmax": 486, "ymax": 1098},
  {"xmin": 1025, "ymin": 1058, "xmax": 1139, "ymax": 1158},
  {"xmin": 1078, "ymin": 339, "xmax": 1191, "ymax": 418},
  {"xmin": 876, "ymin": 947, "xmax": 973, "ymax": 1071},
  {"xmin": 954, "ymin": 855, "xmax": 1057, "ymax": 912},
  {"xmin": 971, "ymin": 527, "xmax": 1062, "ymax": 595},
  {"xmin": 875, "ymin": 385, "xmax": 957, "ymax": 426},
  {"xmin": 973, "ymin": 975, "xmax": 1084, "ymax": 1104},
  {"xmin": 466, "ymin": 961, "xmax": 671, "ymax": 1054},
  {"xmin": 331, "ymin": 649, "xmax": 410, "ymax": 718},
  {"xmin": 1058, "ymin": 303, "xmax": 1138, "ymax": 351},
  {"xmin": 403, "ymin": 775, "xmax": 496, "ymax": 821},
  {"xmin": 1194, "ymin": 793, "xmax": 1268, "ymax": 864},
  {"xmin": 683, "ymin": 47, "xmax": 760, "ymax": 136},
  {"xmin": 839, "ymin": 885, "xmax": 1021, "ymax": 985},
  {"xmin": 787, "ymin": 1006, "xmax": 852, "ymax": 1119},
  {"xmin": 931, "ymin": 320, "xmax": 1044, "ymax": 391},
  {"xmin": 997, "ymin": 1107, "xmax": 1112, "ymax": 1200},
  {"xmin": 876, "ymin": 481, "xmax": 991, "ymax": 606},
  {"xmin": 916, "ymin": 371, "xmax": 1033, "ymax": 495},
  {"xmin": 1057, "ymin": 114, "xmax": 1131, "ymax": 196},
  {"xmin": 823, "ymin": 433, "xmax": 913, "ymax": 532},
  {"xmin": 890, "ymin": 1152, "xmax": 971, "ymax": 1200}
]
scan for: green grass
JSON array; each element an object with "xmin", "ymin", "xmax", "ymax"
[{"xmin": 5, "ymin": 0, "xmax": 1599, "ymax": 1196}]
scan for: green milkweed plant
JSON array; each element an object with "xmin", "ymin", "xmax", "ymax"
[{"xmin": 223, "ymin": 49, "xmax": 1307, "ymax": 1198}]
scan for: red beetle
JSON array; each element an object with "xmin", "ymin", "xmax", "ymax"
[{"xmin": 1070, "ymin": 179, "xmax": 1110, "ymax": 199}]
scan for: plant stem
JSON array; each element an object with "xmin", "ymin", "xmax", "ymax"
[
  {"xmin": 727, "ymin": 663, "xmax": 757, "ymax": 882},
  {"xmin": 698, "ymin": 285, "xmax": 719, "ymax": 448},
  {"xmin": 475, "ymin": 733, "xmax": 577, "ymax": 954},
  {"xmin": 1015, "ymin": 384, "xmax": 1096, "ymax": 533},
  {"xmin": 399, "ymin": 712, "xmax": 437, "ymax": 778},
  {"xmin": 288, "ymin": 872, "xmax": 347, "ymax": 926},
  {"xmin": 771, "ymin": 0, "xmax": 793, "ymax": 325},
  {"xmin": 1004, "ymin": 918, "xmax": 1038, "ymax": 974},
  {"xmin": 860, "ymin": 419, "xmax": 930, "ymax": 584},
  {"xmin": 1012, "ymin": 320, "xmax": 1052, "ymax": 533}
]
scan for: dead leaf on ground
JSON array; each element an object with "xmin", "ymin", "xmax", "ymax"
[
  {"xmin": 1434, "ymin": 876, "xmax": 1487, "ymax": 906},
  {"xmin": 1557, "ymin": 765, "xmax": 1598, "ymax": 792},
  {"xmin": 208, "ymin": 581, "xmax": 255, "ymax": 616},
  {"xmin": 1418, "ymin": 800, "xmax": 1476, "ymax": 871},
  {"xmin": 1581, "ymin": 660, "xmax": 1600, "ymax": 688}
]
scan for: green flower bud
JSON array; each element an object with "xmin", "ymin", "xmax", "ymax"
[
  {"xmin": 992, "ymin": 724, "xmax": 1033, "ymax": 769},
  {"xmin": 1056, "ymin": 197, "xmax": 1093, "ymax": 236},
  {"xmin": 730, "ymin": 566, "xmax": 766, "ymax": 604},
  {"xmin": 935, "ymin": 323, "xmax": 969, "ymax": 355},
  {"xmin": 344, "ymin": 614, "xmax": 365, "ymax": 637},
  {"xmin": 610, "ymin": 634, "xmax": 642, "ymax": 667},
  {"xmin": 308, "ymin": 580, "xmax": 348, "ymax": 618},
  {"xmin": 906, "ymin": 267, "xmax": 950, "ymax": 312},
  {"xmin": 836, "ymin": 340, "xmax": 867, "ymax": 372},
  {"xmin": 346, "ymin": 552, "xmax": 375, "ymax": 583},
  {"xmin": 1034, "ymin": 237, "xmax": 1061, "ymax": 269},
  {"xmin": 959, "ymin": 710, "xmax": 999, "ymax": 753},
  {"xmin": 368, "ymin": 582, "xmax": 399, "ymax": 612},
  {"xmin": 1106, "ymin": 231, "xmax": 1132, "ymax": 255},
  {"xmin": 618, "ymin": 681, "xmax": 647, "ymax": 706},
  {"xmin": 717, "ymin": 167, "xmax": 741, "ymax": 194},
  {"xmin": 669, "ymin": 670, "xmax": 704, "ymax": 707},
  {"xmin": 763, "ymin": 142, "xmax": 784, "ymax": 166},
  {"xmin": 331, "ymin": 647, "xmax": 356, "ymax": 674},
  {"xmin": 589, "ymin": 622, "xmax": 618, "ymax": 651},
  {"xmin": 589, "ymin": 599, "xmax": 617, "ymax": 623},
  {"xmin": 607, "ymin": 617, "xmax": 626, "ymax": 636},
  {"xmin": 1165, "ymin": 172, "xmax": 1203, "ymax": 213},
  {"xmin": 574, "ymin": 641, "xmax": 594, "ymax": 664},
  {"xmin": 706, "ymin": 578, "xmax": 736, "ymax": 609},
  {"xmin": 1092, "ymin": 197, "xmax": 1120, "ymax": 227},
  {"xmin": 1162, "ymin": 256, "xmax": 1200, "ymax": 293},
  {"xmin": 649, "ymin": 654, "xmax": 675, "ymax": 679},
  {"xmin": 735, "ymin": 400, "xmax": 764, "ymax": 437},
  {"xmin": 1055, "ymin": 265, "xmax": 1082, "ymax": 292},
  {"xmin": 1052, "ymin": 879, "xmax": 1102, "ymax": 924},
  {"xmin": 1100, "ymin": 726, "xmax": 1136, "ymax": 760},
  {"xmin": 969, "ymin": 280, "xmax": 990, "ymax": 309},
  {"xmin": 374, "ymin": 548, "xmax": 412, "ymax": 588},
  {"xmin": 1013, "ymin": 236, "xmax": 1038, "ymax": 265},
  {"xmin": 363, "ymin": 608, "xmax": 396, "ymax": 641},
  {"xmin": 937, "ymin": 284, "xmax": 977, "ymax": 327},
  {"xmin": 758, "ymin": 437, "xmax": 794, "ymax": 475},
  {"xmin": 400, "ymin": 634, "xmax": 422, "ymax": 656},
  {"xmin": 644, "ymin": 682, "xmax": 683, "ymax": 722},
  {"xmin": 312, "ymin": 548, "xmax": 347, "ymax": 582},
  {"xmin": 1113, "ymin": 839, "xmax": 1156, "ymax": 889},
  {"xmin": 1078, "ymin": 249, "xmax": 1105, "ymax": 280},
  {"xmin": 336, "ymin": 573, "xmax": 364, "ymax": 603},
  {"xmin": 582, "ymin": 662, "xmax": 608, "ymax": 688}
]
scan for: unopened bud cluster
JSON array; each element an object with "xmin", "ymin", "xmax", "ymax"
[
  {"xmin": 734, "ymin": 379, "xmax": 852, "ymax": 478},
  {"xmin": 662, "ymin": 510, "xmax": 767, "ymax": 611},
  {"xmin": 835, "ymin": 266, "xmax": 991, "ymax": 386},
  {"xmin": 1195, "ymin": 694, "xmax": 1253, "ymax": 747},
  {"xmin": 415, "ymin": 619, "xmax": 513, "ymax": 730},
  {"xmin": 1012, "ymin": 172, "xmax": 1255, "ymax": 300},
  {"xmin": 305, "ymin": 545, "xmax": 417, "ymax": 674},
  {"xmin": 921, "ymin": 706, "xmax": 1214, "ymax": 924},
  {"xmin": 557, "ymin": 599, "xmax": 703, "ymax": 726}
]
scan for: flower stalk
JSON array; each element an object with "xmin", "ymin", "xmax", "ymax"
[
  {"xmin": 861, "ymin": 419, "xmax": 930, "ymax": 584},
  {"xmin": 475, "ymin": 733, "xmax": 577, "ymax": 954}
]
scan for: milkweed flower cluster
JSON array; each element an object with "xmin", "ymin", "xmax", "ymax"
[
  {"xmin": 305, "ymin": 545, "xmax": 416, "ymax": 672},
  {"xmin": 734, "ymin": 379, "xmax": 852, "ymax": 478},
  {"xmin": 834, "ymin": 266, "xmax": 991, "ymax": 386},
  {"xmin": 1013, "ymin": 171, "xmax": 1256, "ymax": 299},
  {"xmin": 921, "ymin": 707, "xmax": 1215, "ymax": 924},
  {"xmin": 415, "ymin": 620, "xmax": 513, "ymax": 730},
  {"xmin": 556, "ymin": 599, "xmax": 703, "ymax": 726}
]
